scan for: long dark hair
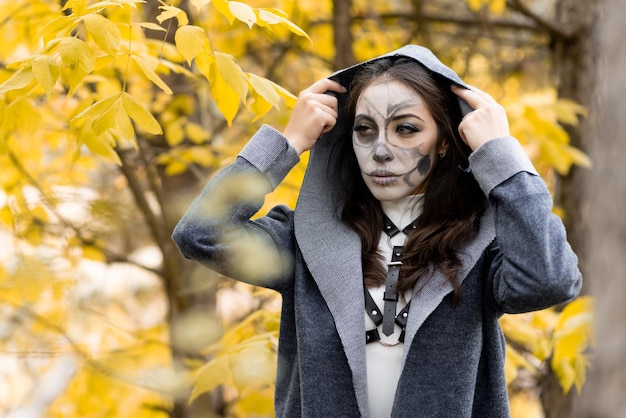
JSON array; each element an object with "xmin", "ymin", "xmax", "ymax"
[{"xmin": 336, "ymin": 57, "xmax": 486, "ymax": 303}]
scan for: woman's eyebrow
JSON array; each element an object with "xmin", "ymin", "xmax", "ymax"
[
  {"xmin": 354, "ymin": 114, "xmax": 375, "ymax": 122},
  {"xmin": 388, "ymin": 101, "xmax": 426, "ymax": 122},
  {"xmin": 390, "ymin": 113, "xmax": 425, "ymax": 123}
]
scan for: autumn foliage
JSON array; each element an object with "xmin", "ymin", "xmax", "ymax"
[{"xmin": 0, "ymin": 0, "xmax": 592, "ymax": 417}]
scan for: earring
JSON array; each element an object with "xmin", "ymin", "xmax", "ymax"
[{"xmin": 438, "ymin": 152, "xmax": 446, "ymax": 159}]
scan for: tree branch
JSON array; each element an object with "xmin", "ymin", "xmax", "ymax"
[
  {"xmin": 506, "ymin": 0, "xmax": 576, "ymax": 39},
  {"xmin": 309, "ymin": 11, "xmax": 544, "ymax": 33}
]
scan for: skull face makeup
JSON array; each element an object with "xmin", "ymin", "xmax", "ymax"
[{"xmin": 352, "ymin": 79, "xmax": 442, "ymax": 203}]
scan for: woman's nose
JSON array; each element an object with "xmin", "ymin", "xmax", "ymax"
[{"xmin": 372, "ymin": 140, "xmax": 394, "ymax": 162}]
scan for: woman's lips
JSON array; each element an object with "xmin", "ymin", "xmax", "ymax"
[{"xmin": 367, "ymin": 170, "xmax": 398, "ymax": 185}]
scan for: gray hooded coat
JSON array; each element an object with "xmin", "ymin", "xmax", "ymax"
[{"xmin": 172, "ymin": 45, "xmax": 582, "ymax": 418}]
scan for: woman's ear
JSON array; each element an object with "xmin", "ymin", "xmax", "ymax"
[{"xmin": 438, "ymin": 142, "xmax": 449, "ymax": 158}]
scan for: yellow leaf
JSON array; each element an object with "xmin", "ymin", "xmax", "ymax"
[
  {"xmin": 91, "ymin": 97, "xmax": 123, "ymax": 135},
  {"xmin": 564, "ymin": 144, "xmax": 592, "ymax": 169},
  {"xmin": 121, "ymin": 92, "xmax": 163, "ymax": 135},
  {"xmin": 247, "ymin": 73, "xmax": 280, "ymax": 108},
  {"xmin": 540, "ymin": 140, "xmax": 572, "ymax": 175},
  {"xmin": 181, "ymin": 146, "xmax": 216, "ymax": 166},
  {"xmin": 139, "ymin": 22, "xmax": 167, "ymax": 32},
  {"xmin": 505, "ymin": 345, "xmax": 537, "ymax": 379},
  {"xmin": 488, "ymin": 0, "xmax": 506, "ymax": 15},
  {"xmin": 465, "ymin": 0, "xmax": 487, "ymax": 11},
  {"xmin": 131, "ymin": 55, "xmax": 173, "ymax": 95},
  {"xmin": 555, "ymin": 98, "xmax": 588, "ymax": 126},
  {"xmin": 551, "ymin": 297, "xmax": 594, "ymax": 394},
  {"xmin": 257, "ymin": 9, "xmax": 310, "ymax": 40},
  {"xmin": 186, "ymin": 122, "xmax": 210, "ymax": 144},
  {"xmin": 165, "ymin": 120, "xmax": 185, "ymax": 146},
  {"xmin": 164, "ymin": 159, "xmax": 189, "ymax": 176},
  {"xmin": 82, "ymin": 128, "xmax": 122, "ymax": 164},
  {"xmin": 157, "ymin": 5, "xmax": 188, "ymax": 26},
  {"xmin": 229, "ymin": 341, "xmax": 277, "ymax": 392},
  {"xmin": 175, "ymin": 25, "xmax": 207, "ymax": 65},
  {"xmin": 39, "ymin": 16, "xmax": 78, "ymax": 44},
  {"xmin": 229, "ymin": 1, "xmax": 257, "ymax": 28},
  {"xmin": 552, "ymin": 357, "xmax": 576, "ymax": 393},
  {"xmin": 0, "ymin": 68, "xmax": 35, "ymax": 94},
  {"xmin": 190, "ymin": 356, "xmax": 230, "ymax": 403},
  {"xmin": 214, "ymin": 52, "xmax": 248, "ymax": 102},
  {"xmin": 195, "ymin": 50, "xmax": 215, "ymax": 77},
  {"xmin": 232, "ymin": 385, "xmax": 274, "ymax": 417},
  {"xmin": 57, "ymin": 37, "xmax": 95, "ymax": 94},
  {"xmin": 268, "ymin": 78, "xmax": 297, "ymax": 107},
  {"xmin": 190, "ymin": 0, "xmax": 211, "ymax": 13},
  {"xmin": 0, "ymin": 205, "xmax": 13, "ymax": 227},
  {"xmin": 509, "ymin": 391, "xmax": 544, "ymax": 418},
  {"xmin": 500, "ymin": 314, "xmax": 542, "ymax": 346},
  {"xmin": 553, "ymin": 297, "xmax": 594, "ymax": 357},
  {"xmin": 573, "ymin": 355, "xmax": 588, "ymax": 392},
  {"xmin": 32, "ymin": 55, "xmax": 60, "ymax": 96},
  {"xmin": 83, "ymin": 244, "xmax": 106, "ymax": 261},
  {"xmin": 208, "ymin": 60, "xmax": 244, "ymax": 125},
  {"xmin": 249, "ymin": 90, "xmax": 274, "ymax": 121},
  {"xmin": 82, "ymin": 13, "xmax": 122, "ymax": 56},
  {"xmin": 73, "ymin": 94, "xmax": 121, "ymax": 122},
  {"xmin": 212, "ymin": 0, "xmax": 236, "ymax": 24}
]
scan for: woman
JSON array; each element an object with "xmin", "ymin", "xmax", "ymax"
[{"xmin": 172, "ymin": 45, "xmax": 582, "ymax": 418}]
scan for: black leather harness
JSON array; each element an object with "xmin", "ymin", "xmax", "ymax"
[{"xmin": 364, "ymin": 215, "xmax": 417, "ymax": 345}]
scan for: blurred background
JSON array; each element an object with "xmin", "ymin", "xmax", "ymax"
[{"xmin": 0, "ymin": 0, "xmax": 621, "ymax": 417}]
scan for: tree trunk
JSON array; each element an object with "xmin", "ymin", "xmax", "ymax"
[
  {"xmin": 332, "ymin": 0, "xmax": 356, "ymax": 70},
  {"xmin": 576, "ymin": 0, "xmax": 626, "ymax": 415},
  {"xmin": 541, "ymin": 0, "xmax": 600, "ymax": 416},
  {"xmin": 552, "ymin": 0, "xmax": 599, "ymax": 287}
]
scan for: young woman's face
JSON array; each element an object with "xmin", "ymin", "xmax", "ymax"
[{"xmin": 352, "ymin": 79, "xmax": 442, "ymax": 202}]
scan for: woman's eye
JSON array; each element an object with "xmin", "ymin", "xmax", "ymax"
[
  {"xmin": 353, "ymin": 125, "xmax": 375, "ymax": 136},
  {"xmin": 396, "ymin": 124, "xmax": 419, "ymax": 135}
]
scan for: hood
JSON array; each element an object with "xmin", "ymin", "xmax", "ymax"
[{"xmin": 292, "ymin": 45, "xmax": 477, "ymax": 418}]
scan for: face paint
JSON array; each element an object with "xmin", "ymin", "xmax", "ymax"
[{"xmin": 352, "ymin": 80, "xmax": 441, "ymax": 202}]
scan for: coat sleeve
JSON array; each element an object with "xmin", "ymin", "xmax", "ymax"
[
  {"xmin": 468, "ymin": 136, "xmax": 583, "ymax": 313},
  {"xmin": 171, "ymin": 125, "xmax": 301, "ymax": 292}
]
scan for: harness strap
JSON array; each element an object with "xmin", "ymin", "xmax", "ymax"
[
  {"xmin": 382, "ymin": 246, "xmax": 403, "ymax": 336},
  {"xmin": 364, "ymin": 214, "xmax": 418, "ymax": 344}
]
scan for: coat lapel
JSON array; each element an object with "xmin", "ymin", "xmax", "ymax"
[
  {"xmin": 294, "ymin": 140, "xmax": 370, "ymax": 417},
  {"xmin": 402, "ymin": 206, "xmax": 496, "ymax": 358}
]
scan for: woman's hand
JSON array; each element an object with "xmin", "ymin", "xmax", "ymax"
[
  {"xmin": 283, "ymin": 78, "xmax": 346, "ymax": 155},
  {"xmin": 451, "ymin": 85, "xmax": 510, "ymax": 151}
]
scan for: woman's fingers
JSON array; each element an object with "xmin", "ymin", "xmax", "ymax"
[
  {"xmin": 451, "ymin": 84, "xmax": 510, "ymax": 151},
  {"xmin": 283, "ymin": 78, "xmax": 346, "ymax": 154}
]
